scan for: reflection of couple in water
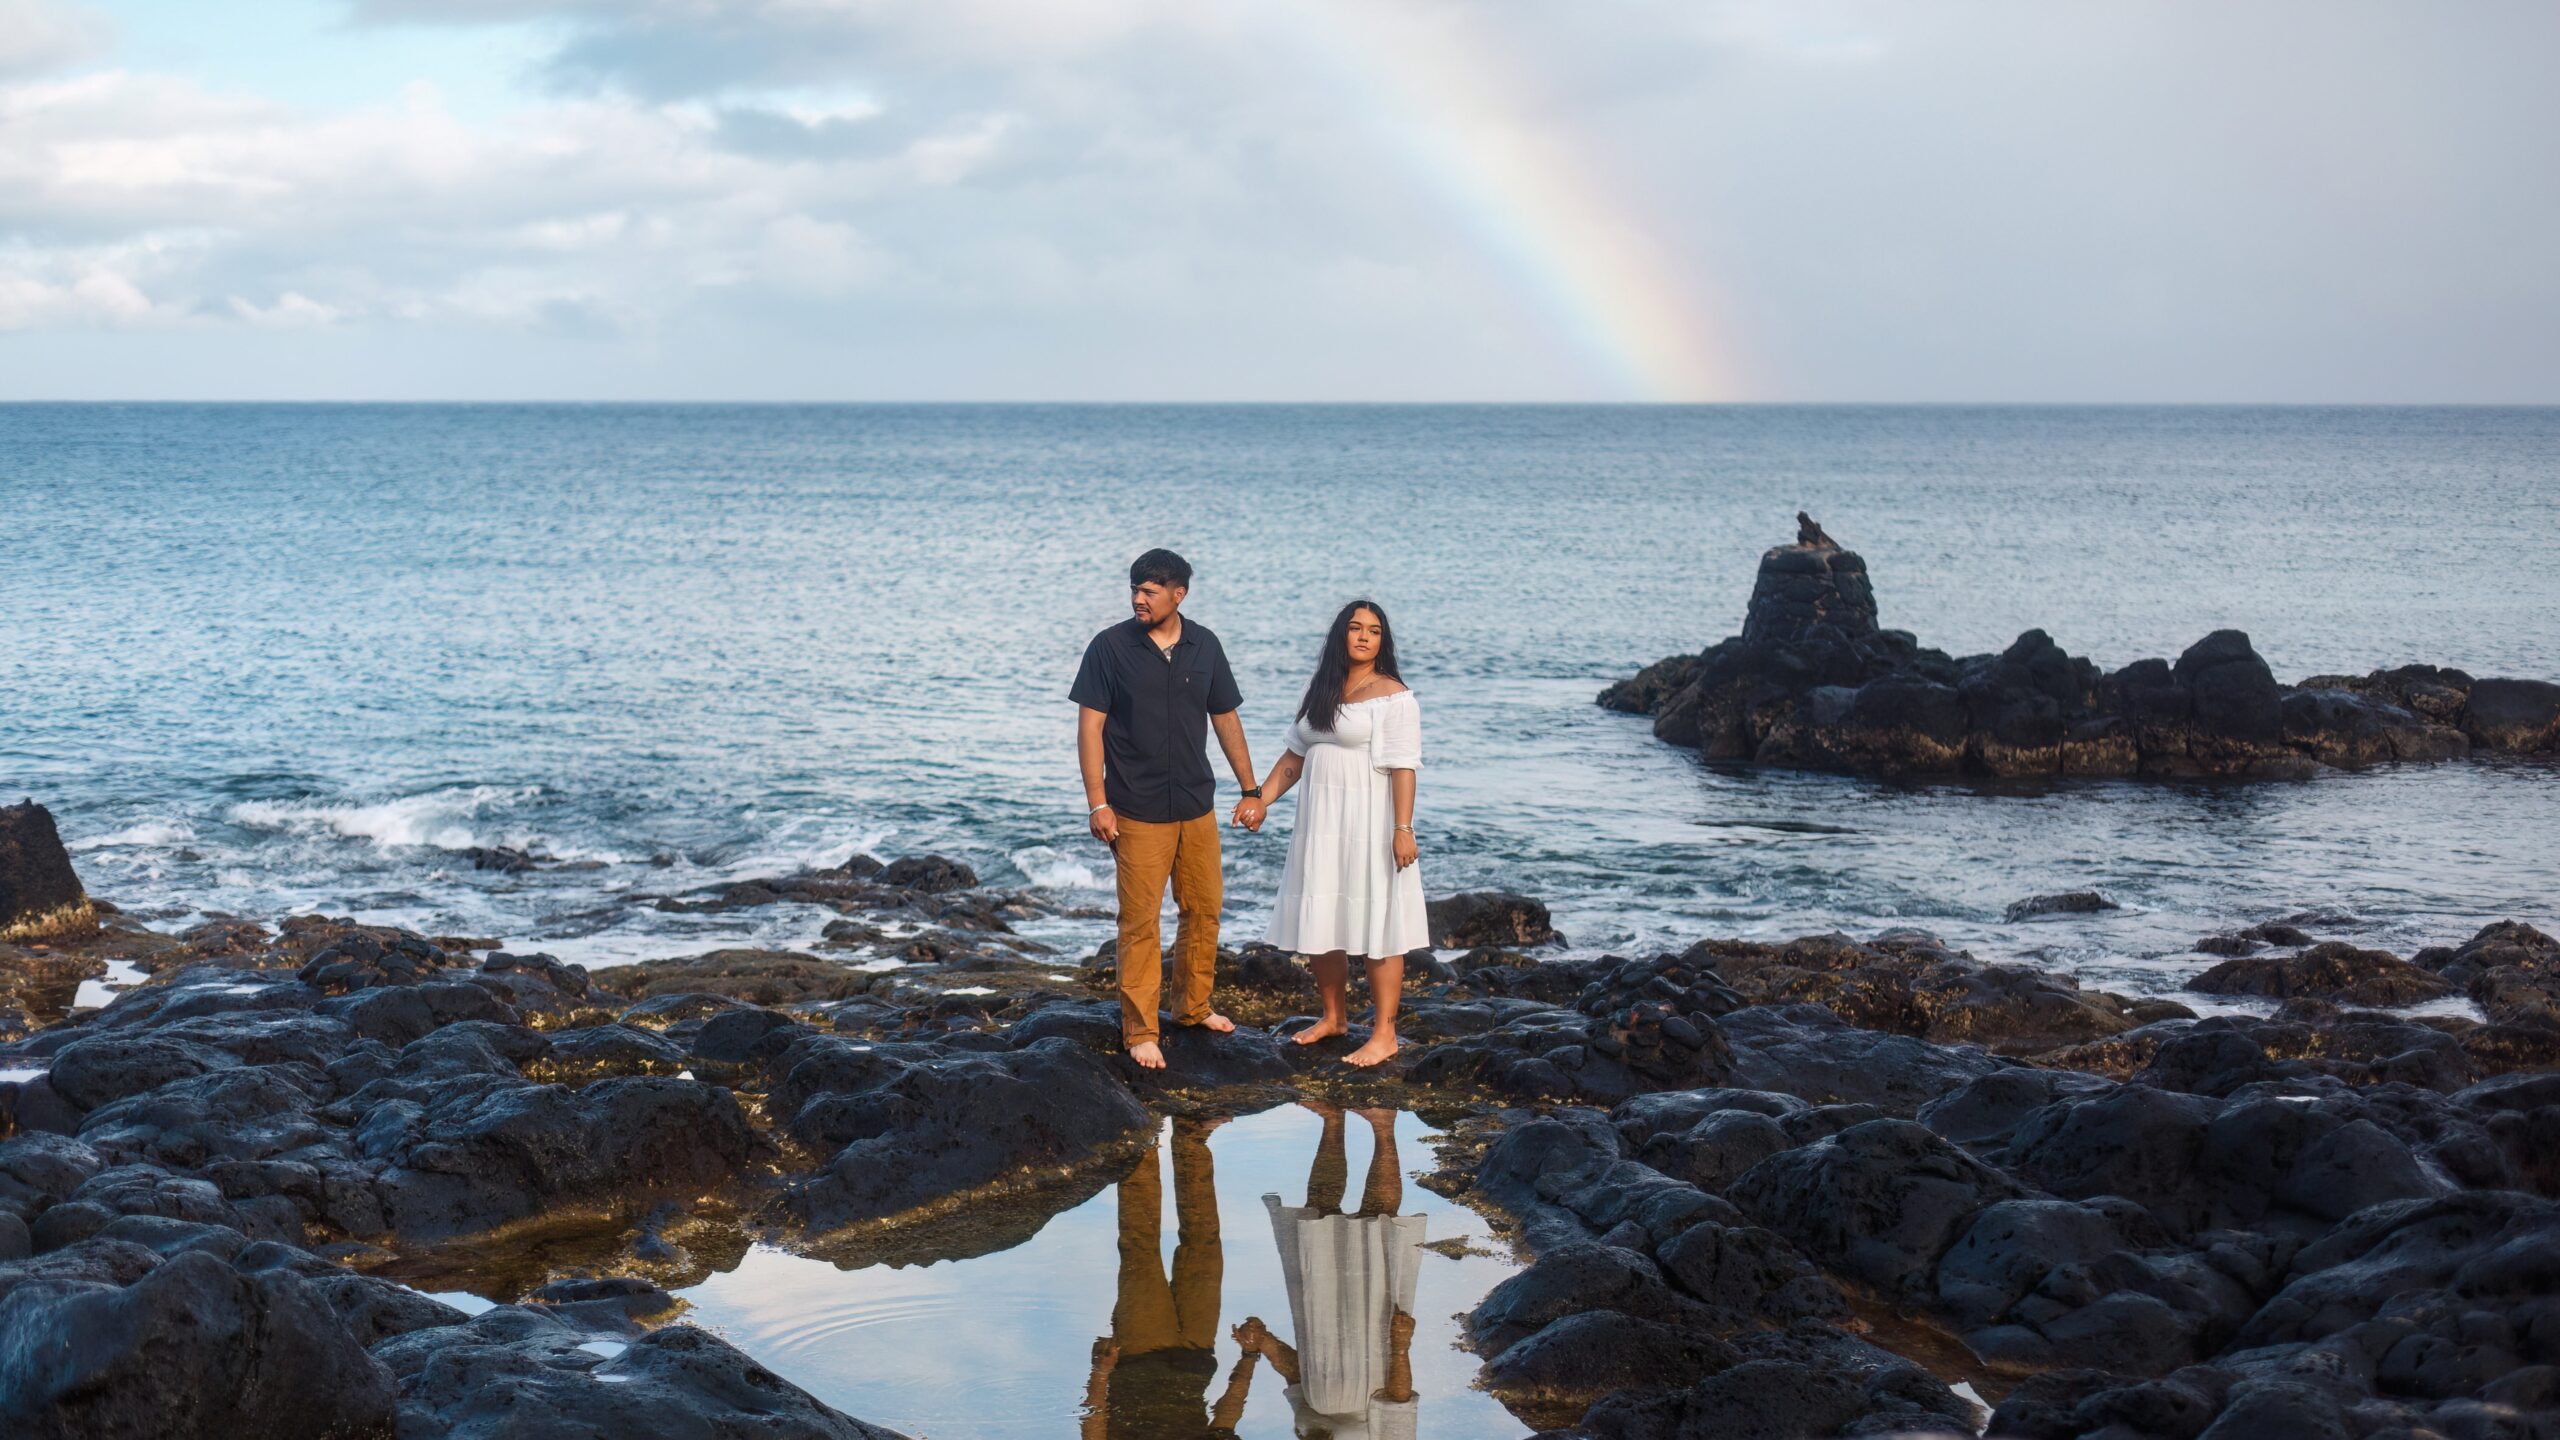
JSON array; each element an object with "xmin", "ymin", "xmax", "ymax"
[{"xmin": 1084, "ymin": 1102, "xmax": 1424, "ymax": 1439}]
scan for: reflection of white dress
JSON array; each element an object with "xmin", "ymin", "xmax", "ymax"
[
  {"xmin": 1263, "ymin": 1194, "xmax": 1425, "ymax": 1440},
  {"xmin": 1266, "ymin": 692, "xmax": 1428, "ymax": 961}
]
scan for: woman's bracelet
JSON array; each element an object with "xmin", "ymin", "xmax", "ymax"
[{"xmin": 1394, "ymin": 824, "xmax": 1413, "ymax": 833}]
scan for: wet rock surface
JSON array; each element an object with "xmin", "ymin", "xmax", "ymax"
[
  {"xmin": 1601, "ymin": 520, "xmax": 2559, "ymax": 779},
  {"xmin": 1, "ymin": 853, "xmax": 2553, "ymax": 1439}
]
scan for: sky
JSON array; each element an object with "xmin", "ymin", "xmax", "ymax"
[{"xmin": 1, "ymin": 0, "xmax": 2555, "ymax": 402}]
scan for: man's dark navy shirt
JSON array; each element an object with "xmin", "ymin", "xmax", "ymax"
[{"xmin": 1071, "ymin": 617, "xmax": 1242, "ymax": 824}]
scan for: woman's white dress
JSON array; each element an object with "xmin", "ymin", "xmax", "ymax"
[
  {"xmin": 1263, "ymin": 1194, "xmax": 1426, "ymax": 1440},
  {"xmin": 1265, "ymin": 691, "xmax": 1428, "ymax": 960}
]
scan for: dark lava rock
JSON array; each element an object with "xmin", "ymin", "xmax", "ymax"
[
  {"xmin": 1402, "ymin": 955, "xmax": 1743, "ymax": 1104},
  {"xmin": 1470, "ymin": 1109, "xmax": 1846, "ymax": 1328},
  {"xmin": 1599, "ymin": 521, "xmax": 2553, "ymax": 779},
  {"xmin": 524, "ymin": 1274, "xmax": 681, "ymax": 1334},
  {"xmin": 1467, "ymin": 1242, "xmax": 1713, "ymax": 1355},
  {"xmin": 1481, "ymin": 1309, "xmax": 1736, "ymax": 1404},
  {"xmin": 358, "ymin": 1072, "xmax": 759, "ymax": 1240},
  {"xmin": 1696, "ymin": 932, "xmax": 2153, "ymax": 1056},
  {"xmin": 2187, "ymin": 941, "xmax": 2459, "ymax": 1008},
  {"xmin": 295, "ymin": 926, "xmax": 464, "ymax": 993},
  {"xmin": 0, "ymin": 1244, "xmax": 397, "ymax": 1439},
  {"xmin": 1428, "ymin": 891, "xmax": 1563, "ymax": 949},
  {"xmin": 2416, "ymin": 920, "xmax": 2560, "ymax": 1028},
  {"xmin": 879, "ymin": 854, "xmax": 977, "ymax": 893},
  {"xmin": 376, "ymin": 1304, "xmax": 903, "ymax": 1439},
  {"xmin": 1728, "ymin": 1118, "xmax": 2027, "ymax": 1297},
  {"xmin": 2461, "ymin": 676, "xmax": 2560, "ymax": 752},
  {"xmin": 1582, "ymin": 1323, "xmax": 1977, "ymax": 1440},
  {"xmin": 0, "ymin": 801, "xmax": 95, "ymax": 943},
  {"xmin": 771, "ymin": 1035, "xmax": 1151, "ymax": 1232},
  {"xmin": 1720, "ymin": 1004, "xmax": 2008, "ymax": 1115},
  {"xmin": 617, "ymin": 950, "xmax": 882, "ymax": 1005},
  {"xmin": 2006, "ymin": 891, "xmax": 2121, "ymax": 922},
  {"xmin": 464, "ymin": 845, "xmax": 542, "ymax": 873}
]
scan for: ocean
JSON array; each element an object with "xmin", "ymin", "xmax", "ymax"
[{"xmin": 5, "ymin": 403, "xmax": 2556, "ymax": 1007}]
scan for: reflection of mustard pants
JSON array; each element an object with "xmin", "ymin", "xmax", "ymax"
[
  {"xmin": 1113, "ymin": 814, "xmax": 1221, "ymax": 1046},
  {"xmin": 1114, "ymin": 1124, "xmax": 1223, "ymax": 1356}
]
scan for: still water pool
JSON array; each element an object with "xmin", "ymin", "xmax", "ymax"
[{"xmin": 414, "ymin": 1104, "xmax": 1527, "ymax": 1439}]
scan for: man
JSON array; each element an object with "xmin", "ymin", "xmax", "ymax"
[{"xmin": 1072, "ymin": 548, "xmax": 1262, "ymax": 1069}]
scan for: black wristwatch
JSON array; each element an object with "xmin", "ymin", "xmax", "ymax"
[{"xmin": 1241, "ymin": 786, "xmax": 1263, "ymax": 798}]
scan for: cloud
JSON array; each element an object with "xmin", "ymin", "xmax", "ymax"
[
  {"xmin": 0, "ymin": 0, "xmax": 109, "ymax": 78},
  {"xmin": 0, "ymin": 0, "xmax": 2555, "ymax": 399}
]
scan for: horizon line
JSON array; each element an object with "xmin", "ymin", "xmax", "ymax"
[{"xmin": 6, "ymin": 398, "xmax": 2559, "ymax": 409}]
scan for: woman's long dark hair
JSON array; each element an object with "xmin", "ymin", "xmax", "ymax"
[{"xmin": 1296, "ymin": 599, "xmax": 1401, "ymax": 733}]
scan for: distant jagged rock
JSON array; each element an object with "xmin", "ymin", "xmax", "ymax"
[
  {"xmin": 1601, "ymin": 521, "xmax": 2556, "ymax": 779},
  {"xmin": 0, "ymin": 802, "xmax": 95, "ymax": 943}
]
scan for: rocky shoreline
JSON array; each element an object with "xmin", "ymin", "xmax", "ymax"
[
  {"xmin": 1600, "ymin": 521, "xmax": 2560, "ymax": 780},
  {"xmin": 4, "ymin": 803, "xmax": 2558, "ymax": 1438}
]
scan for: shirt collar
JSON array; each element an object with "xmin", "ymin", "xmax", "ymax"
[{"xmin": 1126, "ymin": 618, "xmax": 1194, "ymax": 653}]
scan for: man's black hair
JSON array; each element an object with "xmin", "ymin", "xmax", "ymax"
[{"xmin": 1129, "ymin": 548, "xmax": 1193, "ymax": 590}]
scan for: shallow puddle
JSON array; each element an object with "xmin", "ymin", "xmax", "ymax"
[{"xmin": 420, "ymin": 1104, "xmax": 1530, "ymax": 1439}]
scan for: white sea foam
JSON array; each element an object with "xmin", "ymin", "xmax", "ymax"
[
  {"xmin": 70, "ymin": 819, "xmax": 198, "ymax": 850},
  {"xmin": 227, "ymin": 786, "xmax": 542, "ymax": 852},
  {"xmin": 0, "ymin": 1068, "xmax": 47, "ymax": 1084},
  {"xmin": 1010, "ymin": 845, "xmax": 1102, "ymax": 892},
  {"xmin": 577, "ymin": 1341, "xmax": 627, "ymax": 1359},
  {"xmin": 712, "ymin": 820, "xmax": 895, "ymax": 882}
]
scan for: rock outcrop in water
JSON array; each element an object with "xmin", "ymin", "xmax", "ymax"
[
  {"xmin": 3, "ymin": 831, "xmax": 2555, "ymax": 1439},
  {"xmin": 1, "ymin": 801, "xmax": 97, "ymax": 944},
  {"xmin": 1600, "ymin": 519, "xmax": 2560, "ymax": 779}
]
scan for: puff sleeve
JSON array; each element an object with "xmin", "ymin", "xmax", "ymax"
[{"xmin": 1369, "ymin": 691, "xmax": 1422, "ymax": 773}]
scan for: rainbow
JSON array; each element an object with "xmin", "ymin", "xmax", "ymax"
[{"xmin": 1290, "ymin": 1, "xmax": 1744, "ymax": 401}]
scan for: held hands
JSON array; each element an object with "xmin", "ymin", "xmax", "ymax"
[
  {"xmin": 1393, "ymin": 828, "xmax": 1418, "ymax": 870},
  {"xmin": 1231, "ymin": 795, "xmax": 1267, "ymax": 831}
]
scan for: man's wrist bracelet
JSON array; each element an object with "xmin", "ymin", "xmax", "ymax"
[{"xmin": 1089, "ymin": 803, "xmax": 1112, "ymax": 816}]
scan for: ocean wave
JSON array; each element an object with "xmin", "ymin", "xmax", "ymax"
[
  {"xmin": 69, "ymin": 819, "xmax": 198, "ymax": 850},
  {"xmin": 710, "ymin": 820, "xmax": 894, "ymax": 882},
  {"xmin": 226, "ymin": 785, "xmax": 542, "ymax": 852},
  {"xmin": 1009, "ymin": 844, "xmax": 1102, "ymax": 892}
]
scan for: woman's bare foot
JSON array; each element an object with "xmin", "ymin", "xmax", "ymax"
[
  {"xmin": 1127, "ymin": 1040, "xmax": 1166, "ymax": 1070},
  {"xmin": 1290, "ymin": 1018, "xmax": 1349, "ymax": 1046},
  {"xmin": 1344, "ymin": 1032, "xmax": 1399, "ymax": 1068}
]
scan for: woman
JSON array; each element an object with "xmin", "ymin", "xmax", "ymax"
[{"xmin": 1250, "ymin": 600, "xmax": 1425, "ymax": 1068}]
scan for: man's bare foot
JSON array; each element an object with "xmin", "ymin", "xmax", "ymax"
[
  {"xmin": 1353, "ymin": 1105, "xmax": 1399, "ymax": 1129},
  {"xmin": 1196, "ymin": 1012, "xmax": 1235, "ymax": 1033},
  {"xmin": 1295, "ymin": 1097, "xmax": 1344, "ymax": 1120},
  {"xmin": 1127, "ymin": 1040, "xmax": 1165, "ymax": 1070},
  {"xmin": 1290, "ymin": 1018, "xmax": 1348, "ymax": 1046},
  {"xmin": 1344, "ymin": 1033, "xmax": 1399, "ymax": 1068}
]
